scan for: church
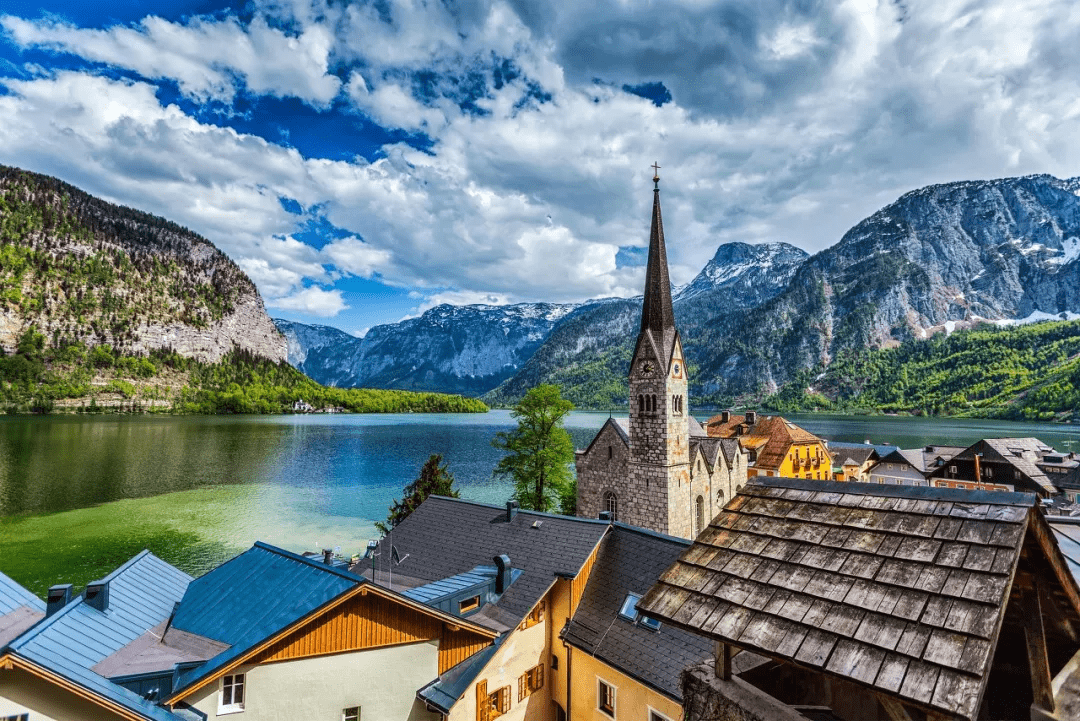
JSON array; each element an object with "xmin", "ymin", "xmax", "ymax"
[{"xmin": 575, "ymin": 170, "xmax": 747, "ymax": 540}]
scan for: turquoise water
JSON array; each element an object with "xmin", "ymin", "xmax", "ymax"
[{"xmin": 2, "ymin": 411, "xmax": 1079, "ymax": 594}]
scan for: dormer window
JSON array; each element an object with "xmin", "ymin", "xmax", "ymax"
[{"xmin": 459, "ymin": 595, "xmax": 480, "ymax": 614}]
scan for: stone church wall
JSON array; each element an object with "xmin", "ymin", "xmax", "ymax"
[{"xmin": 576, "ymin": 422, "xmax": 629, "ymax": 521}]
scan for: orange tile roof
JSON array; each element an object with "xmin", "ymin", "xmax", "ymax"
[{"xmin": 705, "ymin": 413, "xmax": 825, "ymax": 472}]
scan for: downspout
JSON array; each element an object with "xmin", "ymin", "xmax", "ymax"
[{"xmin": 566, "ymin": 643, "xmax": 573, "ymax": 720}]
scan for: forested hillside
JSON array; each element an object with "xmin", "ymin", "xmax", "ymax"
[
  {"xmin": 764, "ymin": 319, "xmax": 1080, "ymax": 420},
  {"xmin": 0, "ymin": 326, "xmax": 487, "ymax": 414}
]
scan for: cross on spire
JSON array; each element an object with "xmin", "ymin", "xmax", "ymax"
[{"xmin": 651, "ymin": 162, "xmax": 661, "ymax": 189}]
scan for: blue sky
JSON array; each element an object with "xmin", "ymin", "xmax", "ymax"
[{"xmin": 1, "ymin": 0, "xmax": 1079, "ymax": 335}]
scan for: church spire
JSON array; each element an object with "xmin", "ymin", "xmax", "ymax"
[{"xmin": 640, "ymin": 165, "xmax": 675, "ymax": 335}]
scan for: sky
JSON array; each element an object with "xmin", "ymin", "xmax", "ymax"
[{"xmin": 1, "ymin": 0, "xmax": 1078, "ymax": 335}]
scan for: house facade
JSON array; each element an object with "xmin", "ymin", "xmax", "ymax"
[
  {"xmin": 927, "ymin": 437, "xmax": 1059, "ymax": 496},
  {"xmin": 704, "ymin": 412, "xmax": 829, "ymax": 481},
  {"xmin": 576, "ymin": 173, "xmax": 747, "ymax": 540}
]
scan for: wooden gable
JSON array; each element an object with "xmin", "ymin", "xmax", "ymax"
[{"xmin": 250, "ymin": 586, "xmax": 493, "ymax": 674}]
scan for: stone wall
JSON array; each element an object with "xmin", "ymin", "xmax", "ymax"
[
  {"xmin": 681, "ymin": 663, "xmax": 809, "ymax": 721},
  {"xmin": 576, "ymin": 422, "xmax": 630, "ymax": 521}
]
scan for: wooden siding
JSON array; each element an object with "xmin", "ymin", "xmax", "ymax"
[
  {"xmin": 251, "ymin": 590, "xmax": 490, "ymax": 669},
  {"xmin": 439, "ymin": 625, "xmax": 492, "ymax": 674},
  {"xmin": 570, "ymin": 540, "xmax": 602, "ymax": 614}
]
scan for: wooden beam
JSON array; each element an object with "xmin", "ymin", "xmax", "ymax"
[
  {"xmin": 1021, "ymin": 573, "xmax": 1056, "ymax": 713},
  {"xmin": 876, "ymin": 694, "xmax": 914, "ymax": 721},
  {"xmin": 714, "ymin": 641, "xmax": 732, "ymax": 681}
]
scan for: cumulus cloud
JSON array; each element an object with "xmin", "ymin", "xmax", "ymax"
[
  {"xmin": 2, "ymin": 0, "xmax": 1080, "ymax": 329},
  {"xmin": 1, "ymin": 14, "xmax": 341, "ymax": 106},
  {"xmin": 266, "ymin": 286, "xmax": 348, "ymax": 317}
]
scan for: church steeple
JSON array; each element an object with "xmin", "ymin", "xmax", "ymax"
[{"xmin": 640, "ymin": 169, "xmax": 676, "ymax": 336}]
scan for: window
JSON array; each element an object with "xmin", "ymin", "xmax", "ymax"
[
  {"xmin": 651, "ymin": 394, "xmax": 657, "ymax": 412},
  {"xmin": 619, "ymin": 592, "xmax": 641, "ymax": 621},
  {"xmin": 639, "ymin": 614, "xmax": 662, "ymax": 631},
  {"xmin": 343, "ymin": 708, "xmax": 360, "ymax": 721},
  {"xmin": 604, "ymin": 491, "xmax": 618, "ymax": 521},
  {"xmin": 1015, "ymin": 470, "xmax": 1022, "ymax": 480},
  {"xmin": 638, "ymin": 395, "xmax": 644, "ymax": 413},
  {"xmin": 219, "ymin": 673, "xmax": 245, "ymax": 714},
  {"xmin": 3, "ymin": 715, "xmax": 29, "ymax": 721},
  {"xmin": 520, "ymin": 601, "xmax": 544, "ymax": 630},
  {"xmin": 985, "ymin": 467, "xmax": 994, "ymax": 478},
  {"xmin": 490, "ymin": 686, "xmax": 511, "ymax": 719},
  {"xmin": 695, "ymin": 495, "xmax": 704, "ymax": 535},
  {"xmin": 459, "ymin": 595, "xmax": 480, "ymax": 614},
  {"xmin": 717, "ymin": 490, "xmax": 725, "ymax": 506},
  {"xmin": 598, "ymin": 678, "xmax": 616, "ymax": 718},
  {"xmin": 649, "ymin": 709, "xmax": 674, "ymax": 721},
  {"xmin": 608, "ymin": 445, "xmax": 613, "ymax": 460},
  {"xmin": 551, "ymin": 653, "xmax": 559, "ymax": 670},
  {"xmin": 518, "ymin": 664, "xmax": 545, "ymax": 700}
]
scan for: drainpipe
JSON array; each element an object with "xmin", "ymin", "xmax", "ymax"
[{"xmin": 566, "ymin": 643, "xmax": 573, "ymax": 720}]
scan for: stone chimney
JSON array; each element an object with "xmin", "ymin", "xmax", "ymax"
[{"xmin": 746, "ymin": 411, "xmax": 757, "ymax": 425}]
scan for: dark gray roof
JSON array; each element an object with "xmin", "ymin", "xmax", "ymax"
[
  {"xmin": 952, "ymin": 438, "xmax": 1057, "ymax": 495},
  {"xmin": 829, "ymin": 445, "xmax": 877, "ymax": 467},
  {"xmin": 418, "ymin": 639, "xmax": 502, "ymax": 713},
  {"xmin": 561, "ymin": 524, "xmax": 713, "ymax": 701},
  {"xmin": 354, "ymin": 496, "xmax": 609, "ymax": 622},
  {"xmin": 720, "ymin": 438, "xmax": 741, "ymax": 466},
  {"xmin": 637, "ymin": 477, "xmax": 1078, "ymax": 721},
  {"xmin": 689, "ymin": 416, "xmax": 709, "ymax": 438}
]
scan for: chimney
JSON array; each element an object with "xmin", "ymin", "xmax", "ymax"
[
  {"xmin": 322, "ymin": 548, "xmax": 334, "ymax": 565},
  {"xmin": 746, "ymin": 411, "xmax": 757, "ymax": 425},
  {"xmin": 494, "ymin": 555, "xmax": 512, "ymax": 594},
  {"xmin": 506, "ymin": 500, "xmax": 520, "ymax": 522},
  {"xmin": 84, "ymin": 580, "xmax": 110, "ymax": 612},
  {"xmin": 46, "ymin": 584, "xmax": 72, "ymax": 617},
  {"xmin": 735, "ymin": 425, "xmax": 744, "ymax": 437},
  {"xmin": 598, "ymin": 511, "xmax": 613, "ymax": 522},
  {"xmin": 721, "ymin": 410, "xmax": 731, "ymax": 423}
]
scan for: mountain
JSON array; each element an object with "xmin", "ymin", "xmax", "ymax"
[
  {"xmin": 276, "ymin": 174, "xmax": 1080, "ymax": 410},
  {"xmin": 274, "ymin": 302, "xmax": 579, "ymax": 395},
  {"xmin": 0, "ymin": 165, "xmax": 286, "ymax": 363},
  {"xmin": 683, "ymin": 174, "xmax": 1080, "ymax": 398}
]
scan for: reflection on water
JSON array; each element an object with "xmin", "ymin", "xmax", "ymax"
[{"xmin": 2, "ymin": 410, "xmax": 1079, "ymax": 594}]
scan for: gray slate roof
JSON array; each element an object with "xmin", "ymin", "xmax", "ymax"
[
  {"xmin": 954, "ymin": 438, "xmax": 1056, "ymax": 494},
  {"xmin": 637, "ymin": 477, "xmax": 1072, "ymax": 721},
  {"xmin": 561, "ymin": 524, "xmax": 713, "ymax": 701},
  {"xmin": 355, "ymin": 496, "xmax": 609, "ymax": 623},
  {"xmin": 7, "ymin": 551, "xmax": 191, "ymax": 721}
]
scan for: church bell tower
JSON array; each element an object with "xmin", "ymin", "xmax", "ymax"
[{"xmin": 626, "ymin": 166, "xmax": 692, "ymax": 537}]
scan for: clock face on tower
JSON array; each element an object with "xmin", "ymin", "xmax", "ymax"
[{"xmin": 641, "ymin": 361, "xmax": 654, "ymax": 376}]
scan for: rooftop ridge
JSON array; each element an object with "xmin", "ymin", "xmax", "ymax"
[
  {"xmin": 424, "ymin": 495, "xmax": 612, "ymax": 525},
  {"xmin": 750, "ymin": 476, "xmax": 1037, "ymax": 505},
  {"xmin": 611, "ymin": 521, "xmax": 691, "ymax": 547},
  {"xmin": 251, "ymin": 541, "xmax": 366, "ymax": 582}
]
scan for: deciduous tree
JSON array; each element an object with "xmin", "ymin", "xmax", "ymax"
[{"xmin": 492, "ymin": 384, "xmax": 575, "ymax": 512}]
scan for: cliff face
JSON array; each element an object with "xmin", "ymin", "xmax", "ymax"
[{"xmin": 0, "ymin": 166, "xmax": 286, "ymax": 363}]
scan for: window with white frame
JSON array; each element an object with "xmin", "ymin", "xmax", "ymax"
[
  {"xmin": 649, "ymin": 708, "xmax": 673, "ymax": 721},
  {"xmin": 219, "ymin": 673, "xmax": 245, "ymax": 714},
  {"xmin": 597, "ymin": 677, "xmax": 616, "ymax": 718},
  {"xmin": 343, "ymin": 707, "xmax": 360, "ymax": 721}
]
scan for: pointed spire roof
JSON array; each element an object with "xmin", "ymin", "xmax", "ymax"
[{"xmin": 640, "ymin": 171, "xmax": 676, "ymax": 336}]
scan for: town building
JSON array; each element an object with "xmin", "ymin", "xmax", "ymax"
[
  {"xmin": 1, "ymin": 551, "xmax": 193, "ymax": 721},
  {"xmin": 1038, "ymin": 451, "xmax": 1080, "ymax": 503},
  {"xmin": 704, "ymin": 411, "xmax": 829, "ymax": 481},
  {"xmin": 868, "ymin": 445, "xmax": 964, "ymax": 486},
  {"xmin": 638, "ymin": 476, "xmax": 1080, "ymax": 721},
  {"xmin": 927, "ymin": 437, "xmax": 1060, "ymax": 496},
  {"xmin": 575, "ymin": 173, "xmax": 747, "ymax": 539},
  {"xmin": 826, "ymin": 442, "xmax": 888, "ymax": 482}
]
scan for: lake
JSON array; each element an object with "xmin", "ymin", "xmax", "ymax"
[{"xmin": 2, "ymin": 411, "xmax": 1079, "ymax": 595}]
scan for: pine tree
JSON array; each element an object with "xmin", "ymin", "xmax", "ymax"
[{"xmin": 375, "ymin": 454, "xmax": 460, "ymax": 534}]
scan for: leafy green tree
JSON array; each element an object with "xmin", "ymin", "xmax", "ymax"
[
  {"xmin": 375, "ymin": 454, "xmax": 460, "ymax": 534},
  {"xmin": 492, "ymin": 384, "xmax": 575, "ymax": 512}
]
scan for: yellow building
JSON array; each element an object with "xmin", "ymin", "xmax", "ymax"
[{"xmin": 705, "ymin": 411, "xmax": 830, "ymax": 480}]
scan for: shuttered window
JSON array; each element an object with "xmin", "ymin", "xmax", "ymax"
[{"xmin": 518, "ymin": 663, "xmax": 544, "ymax": 700}]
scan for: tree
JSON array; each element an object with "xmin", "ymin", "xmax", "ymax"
[
  {"xmin": 375, "ymin": 454, "xmax": 459, "ymax": 534},
  {"xmin": 492, "ymin": 384, "xmax": 575, "ymax": 513}
]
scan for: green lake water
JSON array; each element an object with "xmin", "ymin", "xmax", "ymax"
[{"xmin": 2, "ymin": 411, "xmax": 1079, "ymax": 596}]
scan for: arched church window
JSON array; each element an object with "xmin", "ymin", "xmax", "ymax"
[
  {"xmin": 695, "ymin": 495, "xmax": 705, "ymax": 535},
  {"xmin": 651, "ymin": 394, "xmax": 657, "ymax": 412},
  {"xmin": 608, "ymin": 445, "xmax": 613, "ymax": 460},
  {"xmin": 638, "ymin": 395, "xmax": 645, "ymax": 413},
  {"xmin": 603, "ymin": 491, "xmax": 618, "ymax": 521},
  {"xmin": 717, "ymin": 489, "xmax": 725, "ymax": 507}
]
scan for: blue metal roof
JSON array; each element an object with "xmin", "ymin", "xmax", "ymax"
[
  {"xmin": 1049, "ymin": 519, "xmax": 1080, "ymax": 585},
  {"xmin": 171, "ymin": 542, "xmax": 362, "ymax": 693},
  {"xmin": 0, "ymin": 570, "xmax": 44, "ymax": 615},
  {"xmin": 404, "ymin": 568, "xmax": 495, "ymax": 604},
  {"xmin": 7, "ymin": 550, "xmax": 192, "ymax": 721}
]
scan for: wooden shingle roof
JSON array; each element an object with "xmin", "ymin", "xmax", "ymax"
[{"xmin": 638, "ymin": 477, "xmax": 1080, "ymax": 721}]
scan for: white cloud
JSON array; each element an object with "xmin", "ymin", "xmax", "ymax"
[
  {"xmin": 0, "ymin": 14, "xmax": 341, "ymax": 106},
  {"xmin": 3, "ymin": 0, "xmax": 1080, "ymax": 329},
  {"xmin": 266, "ymin": 286, "xmax": 348, "ymax": 317}
]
